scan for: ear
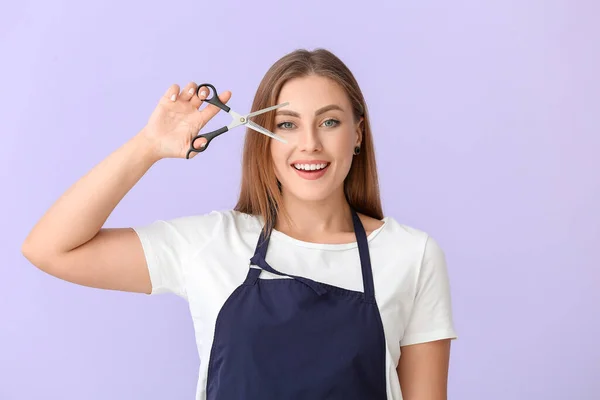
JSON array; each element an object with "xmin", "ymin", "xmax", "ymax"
[{"xmin": 355, "ymin": 116, "xmax": 364, "ymax": 146}]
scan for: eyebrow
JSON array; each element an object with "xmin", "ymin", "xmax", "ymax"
[{"xmin": 275, "ymin": 104, "xmax": 344, "ymax": 118}]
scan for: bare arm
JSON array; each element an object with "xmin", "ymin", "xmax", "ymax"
[
  {"xmin": 22, "ymin": 133, "xmax": 159, "ymax": 293},
  {"xmin": 21, "ymin": 82, "xmax": 231, "ymax": 294},
  {"xmin": 396, "ymin": 339, "xmax": 452, "ymax": 400}
]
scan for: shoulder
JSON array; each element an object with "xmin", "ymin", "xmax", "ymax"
[
  {"xmin": 180, "ymin": 208, "xmax": 261, "ymax": 234},
  {"xmin": 372, "ymin": 217, "xmax": 453, "ymax": 308},
  {"xmin": 133, "ymin": 209, "xmax": 262, "ymax": 243},
  {"xmin": 372, "ymin": 215, "xmax": 446, "ymax": 267}
]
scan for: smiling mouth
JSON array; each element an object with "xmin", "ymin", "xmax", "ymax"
[
  {"xmin": 292, "ymin": 162, "xmax": 330, "ymax": 171},
  {"xmin": 290, "ymin": 162, "xmax": 331, "ymax": 180}
]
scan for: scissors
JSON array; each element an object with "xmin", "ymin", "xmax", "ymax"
[{"xmin": 186, "ymin": 83, "xmax": 289, "ymax": 158}]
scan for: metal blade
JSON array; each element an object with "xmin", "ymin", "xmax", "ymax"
[
  {"xmin": 246, "ymin": 120, "xmax": 287, "ymax": 143},
  {"xmin": 246, "ymin": 102, "xmax": 289, "ymax": 119}
]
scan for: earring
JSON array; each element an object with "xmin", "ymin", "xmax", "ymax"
[{"xmin": 353, "ymin": 146, "xmax": 361, "ymax": 155}]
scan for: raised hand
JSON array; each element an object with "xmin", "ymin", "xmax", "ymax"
[{"xmin": 141, "ymin": 82, "xmax": 232, "ymax": 159}]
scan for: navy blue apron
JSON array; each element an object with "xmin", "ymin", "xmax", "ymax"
[{"xmin": 206, "ymin": 209, "xmax": 387, "ymax": 399}]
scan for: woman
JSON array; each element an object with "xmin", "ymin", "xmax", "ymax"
[{"xmin": 22, "ymin": 49, "xmax": 457, "ymax": 399}]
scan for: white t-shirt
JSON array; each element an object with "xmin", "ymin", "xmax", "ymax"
[{"xmin": 133, "ymin": 209, "xmax": 457, "ymax": 400}]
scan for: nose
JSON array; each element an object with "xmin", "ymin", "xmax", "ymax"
[{"xmin": 296, "ymin": 126, "xmax": 322, "ymax": 153}]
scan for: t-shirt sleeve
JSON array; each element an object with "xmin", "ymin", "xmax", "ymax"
[
  {"xmin": 131, "ymin": 212, "xmax": 223, "ymax": 300},
  {"xmin": 400, "ymin": 235, "xmax": 458, "ymax": 346}
]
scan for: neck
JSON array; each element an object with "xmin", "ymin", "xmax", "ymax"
[{"xmin": 274, "ymin": 188, "xmax": 354, "ymax": 239}]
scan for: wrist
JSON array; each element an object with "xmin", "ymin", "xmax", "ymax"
[{"xmin": 132, "ymin": 129, "xmax": 162, "ymax": 165}]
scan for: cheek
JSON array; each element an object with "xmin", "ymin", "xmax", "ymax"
[
  {"xmin": 328, "ymin": 136, "xmax": 356, "ymax": 178},
  {"xmin": 329, "ymin": 131, "xmax": 355, "ymax": 162},
  {"xmin": 270, "ymin": 142, "xmax": 289, "ymax": 177}
]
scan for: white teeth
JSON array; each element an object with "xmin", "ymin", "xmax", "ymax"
[{"xmin": 293, "ymin": 163, "xmax": 328, "ymax": 171}]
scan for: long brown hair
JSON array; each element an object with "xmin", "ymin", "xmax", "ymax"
[{"xmin": 234, "ymin": 48, "xmax": 383, "ymax": 231}]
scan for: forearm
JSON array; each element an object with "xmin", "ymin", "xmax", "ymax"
[{"xmin": 22, "ymin": 131, "xmax": 159, "ymax": 257}]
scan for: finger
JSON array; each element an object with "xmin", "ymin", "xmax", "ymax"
[
  {"xmin": 198, "ymin": 90, "xmax": 232, "ymax": 124},
  {"xmin": 197, "ymin": 85, "xmax": 209, "ymax": 99},
  {"xmin": 190, "ymin": 85, "xmax": 208, "ymax": 109},
  {"xmin": 163, "ymin": 84, "xmax": 180, "ymax": 102},
  {"xmin": 180, "ymin": 81, "xmax": 198, "ymax": 101},
  {"xmin": 190, "ymin": 136, "xmax": 208, "ymax": 152},
  {"xmin": 187, "ymin": 148, "xmax": 200, "ymax": 159}
]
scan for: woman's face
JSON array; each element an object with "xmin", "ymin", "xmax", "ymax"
[{"xmin": 270, "ymin": 75, "xmax": 362, "ymax": 203}]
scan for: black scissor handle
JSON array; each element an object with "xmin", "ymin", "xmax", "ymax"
[
  {"xmin": 196, "ymin": 83, "xmax": 230, "ymax": 113},
  {"xmin": 186, "ymin": 126, "xmax": 229, "ymax": 158}
]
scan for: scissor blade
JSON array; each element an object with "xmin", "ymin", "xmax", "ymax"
[
  {"xmin": 246, "ymin": 102, "xmax": 289, "ymax": 119},
  {"xmin": 246, "ymin": 120, "xmax": 287, "ymax": 143}
]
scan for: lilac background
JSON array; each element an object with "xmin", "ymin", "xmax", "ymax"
[{"xmin": 2, "ymin": 0, "xmax": 598, "ymax": 399}]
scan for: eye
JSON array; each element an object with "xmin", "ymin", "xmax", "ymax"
[
  {"xmin": 321, "ymin": 118, "xmax": 340, "ymax": 128},
  {"xmin": 276, "ymin": 121, "xmax": 296, "ymax": 129}
]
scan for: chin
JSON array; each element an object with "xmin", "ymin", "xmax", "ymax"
[
  {"xmin": 285, "ymin": 188, "xmax": 335, "ymax": 203},
  {"xmin": 280, "ymin": 174, "xmax": 342, "ymax": 204}
]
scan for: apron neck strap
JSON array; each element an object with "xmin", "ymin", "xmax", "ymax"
[
  {"xmin": 251, "ymin": 207, "xmax": 376, "ymax": 302},
  {"xmin": 350, "ymin": 208, "xmax": 376, "ymax": 303}
]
